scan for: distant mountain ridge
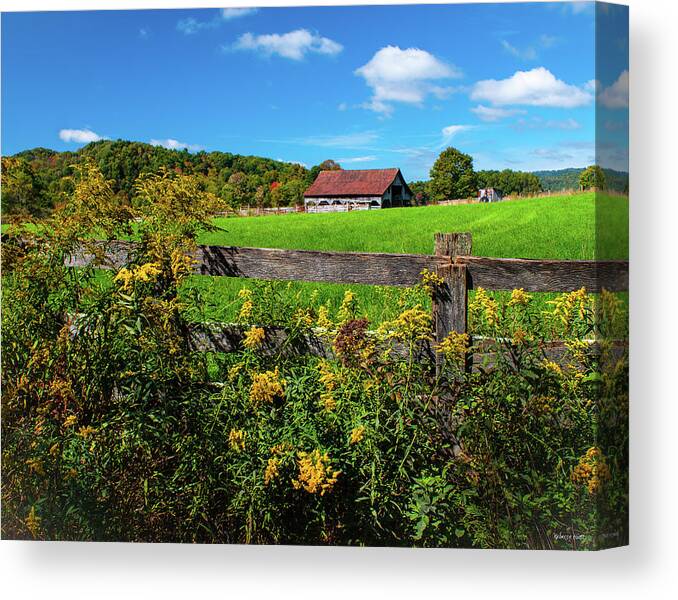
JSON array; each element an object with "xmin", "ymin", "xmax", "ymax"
[{"xmin": 531, "ymin": 167, "xmax": 629, "ymax": 193}]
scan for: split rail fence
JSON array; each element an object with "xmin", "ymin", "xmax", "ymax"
[{"xmin": 63, "ymin": 232, "xmax": 629, "ymax": 368}]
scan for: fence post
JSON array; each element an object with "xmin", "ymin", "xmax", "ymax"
[{"xmin": 432, "ymin": 233, "xmax": 471, "ymax": 373}]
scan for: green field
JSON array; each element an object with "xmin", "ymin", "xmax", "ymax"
[{"xmin": 183, "ymin": 193, "xmax": 628, "ymax": 324}]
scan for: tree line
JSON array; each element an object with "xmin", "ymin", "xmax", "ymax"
[
  {"xmin": 1, "ymin": 140, "xmax": 343, "ymax": 217},
  {"xmin": 409, "ymin": 147, "xmax": 543, "ymax": 204},
  {"xmin": 1, "ymin": 140, "xmax": 628, "ymax": 218}
]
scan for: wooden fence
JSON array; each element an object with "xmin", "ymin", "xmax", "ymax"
[{"xmin": 63, "ymin": 232, "xmax": 629, "ymax": 367}]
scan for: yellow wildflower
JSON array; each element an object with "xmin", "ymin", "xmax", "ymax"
[
  {"xmin": 26, "ymin": 458, "xmax": 45, "ymax": 476},
  {"xmin": 292, "ymin": 450, "xmax": 341, "ymax": 495},
  {"xmin": 49, "ymin": 443, "xmax": 60, "ymax": 457},
  {"xmin": 26, "ymin": 506, "xmax": 42, "ymax": 539},
  {"xmin": 378, "ymin": 306, "xmax": 432, "ymax": 341},
  {"xmin": 243, "ymin": 326, "xmax": 266, "ymax": 350},
  {"xmin": 264, "ymin": 457, "xmax": 281, "ymax": 485},
  {"xmin": 170, "ymin": 249, "xmax": 196, "ymax": 281},
  {"xmin": 228, "ymin": 429, "xmax": 246, "ymax": 452},
  {"xmin": 548, "ymin": 287, "xmax": 590, "ymax": 330},
  {"xmin": 337, "ymin": 290, "xmax": 357, "ymax": 323},
  {"xmin": 63, "ymin": 414, "xmax": 78, "ymax": 428},
  {"xmin": 113, "ymin": 267, "xmax": 134, "ymax": 292},
  {"xmin": 437, "ymin": 330, "xmax": 470, "ymax": 361},
  {"xmin": 469, "ymin": 288, "xmax": 499, "ymax": 327},
  {"xmin": 512, "ymin": 327, "xmax": 528, "ymax": 345},
  {"xmin": 318, "ymin": 360, "xmax": 338, "ymax": 392},
  {"xmin": 316, "ymin": 305, "xmax": 333, "ymax": 330},
  {"xmin": 349, "ymin": 426, "xmax": 366, "ymax": 445},
  {"xmin": 228, "ymin": 362, "xmax": 244, "ymax": 381},
  {"xmin": 77, "ymin": 425, "xmax": 96, "ymax": 439},
  {"xmin": 320, "ymin": 392, "xmax": 337, "ymax": 412},
  {"xmin": 249, "ymin": 368, "xmax": 285, "ymax": 406},
  {"xmin": 572, "ymin": 447, "xmax": 611, "ymax": 494},
  {"xmin": 114, "ymin": 262, "xmax": 161, "ymax": 292},
  {"xmin": 419, "ymin": 268, "xmax": 445, "ymax": 295},
  {"xmin": 542, "ymin": 360, "xmax": 564, "ymax": 377},
  {"xmin": 270, "ymin": 442, "xmax": 292, "ymax": 455},
  {"xmin": 508, "ymin": 288, "xmax": 531, "ymax": 307},
  {"xmin": 292, "ymin": 308, "xmax": 314, "ymax": 328},
  {"xmin": 239, "ymin": 301, "xmax": 253, "ymax": 321}
]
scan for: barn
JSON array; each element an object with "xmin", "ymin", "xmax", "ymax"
[{"xmin": 304, "ymin": 168, "xmax": 413, "ymax": 212}]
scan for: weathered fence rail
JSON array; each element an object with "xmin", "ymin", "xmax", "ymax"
[{"xmin": 54, "ymin": 231, "xmax": 629, "ymax": 367}]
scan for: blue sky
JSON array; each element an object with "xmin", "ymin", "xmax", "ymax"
[{"xmin": 1, "ymin": 2, "xmax": 628, "ymax": 179}]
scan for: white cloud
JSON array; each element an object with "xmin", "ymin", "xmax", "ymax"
[
  {"xmin": 233, "ymin": 29, "xmax": 342, "ymax": 60},
  {"xmin": 221, "ymin": 8, "xmax": 257, "ymax": 21},
  {"xmin": 297, "ymin": 131, "xmax": 378, "ymax": 148},
  {"xmin": 501, "ymin": 40, "xmax": 537, "ymax": 61},
  {"xmin": 514, "ymin": 117, "xmax": 582, "ymax": 130},
  {"xmin": 336, "ymin": 155, "xmax": 378, "ymax": 164},
  {"xmin": 539, "ymin": 34, "xmax": 559, "ymax": 48},
  {"xmin": 471, "ymin": 104, "xmax": 526, "ymax": 122},
  {"xmin": 139, "ymin": 28, "xmax": 149, "ymax": 39},
  {"xmin": 598, "ymin": 70, "xmax": 628, "ymax": 109},
  {"xmin": 355, "ymin": 46, "xmax": 462, "ymax": 114},
  {"xmin": 441, "ymin": 125, "xmax": 473, "ymax": 143},
  {"xmin": 59, "ymin": 128, "xmax": 107, "ymax": 144},
  {"xmin": 150, "ymin": 138, "xmax": 203, "ymax": 152},
  {"xmin": 337, "ymin": 102, "xmax": 348, "ymax": 111},
  {"xmin": 178, "ymin": 7, "xmax": 257, "ymax": 35},
  {"xmin": 471, "ymin": 67, "xmax": 593, "ymax": 108},
  {"xmin": 177, "ymin": 17, "xmax": 215, "ymax": 35}
]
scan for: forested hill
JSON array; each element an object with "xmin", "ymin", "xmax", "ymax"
[
  {"xmin": 533, "ymin": 167, "xmax": 629, "ymax": 193},
  {"xmin": 2, "ymin": 140, "xmax": 321, "ymax": 216}
]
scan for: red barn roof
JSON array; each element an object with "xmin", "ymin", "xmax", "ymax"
[{"xmin": 304, "ymin": 168, "xmax": 406, "ymax": 197}]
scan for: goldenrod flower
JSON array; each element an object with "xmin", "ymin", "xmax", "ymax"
[
  {"xmin": 469, "ymin": 288, "xmax": 499, "ymax": 327},
  {"xmin": 243, "ymin": 326, "xmax": 265, "ymax": 350},
  {"xmin": 548, "ymin": 287, "xmax": 590, "ymax": 330},
  {"xmin": 349, "ymin": 426, "xmax": 365, "ymax": 445},
  {"xmin": 437, "ymin": 330, "xmax": 469, "ymax": 361},
  {"xmin": 316, "ymin": 305, "xmax": 333, "ymax": 330},
  {"xmin": 337, "ymin": 290, "xmax": 357, "ymax": 323},
  {"xmin": 542, "ymin": 360, "xmax": 564, "ymax": 377},
  {"xmin": 572, "ymin": 447, "xmax": 611, "ymax": 494},
  {"xmin": 26, "ymin": 506, "xmax": 42, "ymax": 539},
  {"xmin": 419, "ymin": 268, "xmax": 445, "ymax": 295},
  {"xmin": 249, "ymin": 368, "xmax": 285, "ymax": 406},
  {"xmin": 170, "ymin": 249, "xmax": 196, "ymax": 281},
  {"xmin": 264, "ymin": 457, "xmax": 281, "ymax": 485},
  {"xmin": 228, "ymin": 429, "xmax": 246, "ymax": 452},
  {"xmin": 26, "ymin": 458, "xmax": 45, "ymax": 476},
  {"xmin": 292, "ymin": 450, "xmax": 340, "ymax": 495},
  {"xmin": 239, "ymin": 300, "xmax": 253, "ymax": 321},
  {"xmin": 63, "ymin": 414, "xmax": 78, "ymax": 427},
  {"xmin": 508, "ymin": 288, "xmax": 531, "ymax": 307},
  {"xmin": 113, "ymin": 262, "xmax": 161, "ymax": 292},
  {"xmin": 77, "ymin": 425, "xmax": 96, "ymax": 439},
  {"xmin": 228, "ymin": 362, "xmax": 244, "ymax": 381},
  {"xmin": 378, "ymin": 306, "xmax": 432, "ymax": 342},
  {"xmin": 320, "ymin": 392, "xmax": 336, "ymax": 412}
]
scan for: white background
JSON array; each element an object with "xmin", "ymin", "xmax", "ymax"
[{"xmin": 1, "ymin": 0, "xmax": 676, "ymax": 598}]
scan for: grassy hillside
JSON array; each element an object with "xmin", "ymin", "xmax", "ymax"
[
  {"xmin": 203, "ymin": 193, "xmax": 628, "ymax": 260},
  {"xmin": 185, "ymin": 193, "xmax": 628, "ymax": 324}
]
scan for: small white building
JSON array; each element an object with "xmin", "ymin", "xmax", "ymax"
[
  {"xmin": 478, "ymin": 188, "xmax": 503, "ymax": 203},
  {"xmin": 304, "ymin": 168, "xmax": 412, "ymax": 213}
]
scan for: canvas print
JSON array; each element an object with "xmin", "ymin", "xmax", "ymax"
[{"xmin": 0, "ymin": 2, "xmax": 629, "ymax": 549}]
